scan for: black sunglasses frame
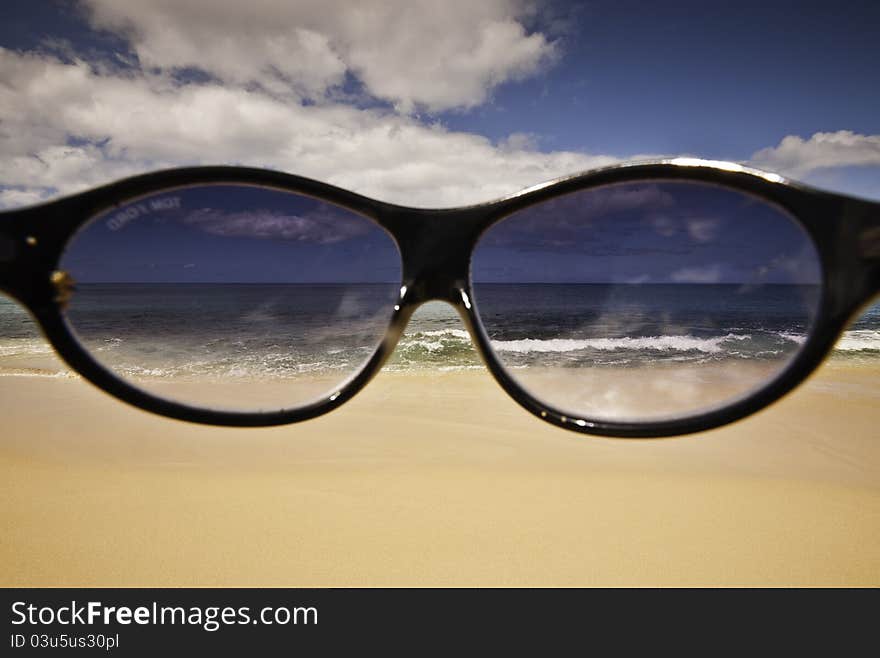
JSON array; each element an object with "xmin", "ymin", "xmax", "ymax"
[{"xmin": 0, "ymin": 159, "xmax": 878, "ymax": 437}]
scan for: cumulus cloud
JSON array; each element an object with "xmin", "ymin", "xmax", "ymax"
[
  {"xmin": 686, "ymin": 218, "xmax": 720, "ymax": 243},
  {"xmin": 3, "ymin": 2, "xmax": 875, "ymax": 217},
  {"xmin": 750, "ymin": 130, "xmax": 880, "ymax": 178},
  {"xmin": 0, "ymin": 189, "xmax": 48, "ymax": 208},
  {"xmin": 81, "ymin": 0, "xmax": 557, "ymax": 112},
  {"xmin": 182, "ymin": 206, "xmax": 373, "ymax": 243},
  {"xmin": 670, "ymin": 265, "xmax": 722, "ymax": 284},
  {"xmin": 0, "ymin": 47, "xmax": 618, "ymax": 209}
]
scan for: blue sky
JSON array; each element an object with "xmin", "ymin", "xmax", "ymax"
[
  {"xmin": 0, "ymin": 0, "xmax": 878, "ymax": 208},
  {"xmin": 61, "ymin": 178, "xmax": 821, "ymax": 285},
  {"xmin": 63, "ymin": 184, "xmax": 404, "ymax": 283},
  {"xmin": 449, "ymin": 2, "xmax": 880, "ymax": 158}
]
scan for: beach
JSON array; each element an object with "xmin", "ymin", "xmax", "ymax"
[
  {"xmin": 1, "ymin": 0, "xmax": 878, "ymax": 594},
  {"xmin": 1, "ymin": 354, "xmax": 878, "ymax": 587}
]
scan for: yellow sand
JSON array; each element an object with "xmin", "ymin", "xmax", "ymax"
[{"xmin": 1, "ymin": 358, "xmax": 878, "ymax": 586}]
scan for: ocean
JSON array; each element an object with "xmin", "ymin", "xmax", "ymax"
[{"xmin": 0, "ymin": 284, "xmax": 878, "ymax": 382}]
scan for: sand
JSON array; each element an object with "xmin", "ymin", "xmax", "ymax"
[{"xmin": 1, "ymin": 356, "xmax": 878, "ymax": 587}]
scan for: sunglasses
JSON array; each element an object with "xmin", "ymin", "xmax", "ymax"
[{"xmin": 0, "ymin": 159, "xmax": 877, "ymax": 437}]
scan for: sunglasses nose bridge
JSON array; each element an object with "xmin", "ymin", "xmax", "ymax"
[
  {"xmin": 400, "ymin": 265, "xmax": 470, "ymax": 308},
  {"xmin": 389, "ymin": 207, "xmax": 487, "ymax": 308}
]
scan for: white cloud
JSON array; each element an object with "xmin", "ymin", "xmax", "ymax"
[
  {"xmin": 686, "ymin": 218, "xmax": 720, "ymax": 243},
  {"xmin": 670, "ymin": 265, "xmax": 722, "ymax": 284},
  {"xmin": 750, "ymin": 130, "xmax": 880, "ymax": 178},
  {"xmin": 81, "ymin": 0, "xmax": 557, "ymax": 112},
  {"xmin": 3, "ymin": 1, "xmax": 875, "ymax": 218},
  {"xmin": 182, "ymin": 207, "xmax": 373, "ymax": 243},
  {"xmin": 0, "ymin": 48, "xmax": 616, "ymax": 209},
  {"xmin": 0, "ymin": 189, "xmax": 48, "ymax": 208}
]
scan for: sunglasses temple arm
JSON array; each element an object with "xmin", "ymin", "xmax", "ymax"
[
  {"xmin": 0, "ymin": 206, "xmax": 53, "ymax": 304},
  {"xmin": 840, "ymin": 197, "xmax": 880, "ymax": 315},
  {"xmin": 0, "ymin": 212, "xmax": 25, "ymax": 295},
  {"xmin": 858, "ymin": 199, "xmax": 880, "ymax": 250}
]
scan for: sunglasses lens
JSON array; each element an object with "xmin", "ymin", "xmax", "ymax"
[
  {"xmin": 471, "ymin": 180, "xmax": 822, "ymax": 423},
  {"xmin": 59, "ymin": 184, "xmax": 401, "ymax": 412}
]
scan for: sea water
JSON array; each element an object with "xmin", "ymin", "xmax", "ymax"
[{"xmin": 0, "ymin": 283, "xmax": 878, "ymax": 380}]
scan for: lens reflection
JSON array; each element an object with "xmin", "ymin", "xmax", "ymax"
[
  {"xmin": 471, "ymin": 181, "xmax": 822, "ymax": 422},
  {"xmin": 60, "ymin": 185, "xmax": 401, "ymax": 412}
]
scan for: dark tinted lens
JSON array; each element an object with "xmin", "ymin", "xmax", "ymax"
[
  {"xmin": 471, "ymin": 180, "xmax": 822, "ymax": 422},
  {"xmin": 59, "ymin": 184, "xmax": 401, "ymax": 412}
]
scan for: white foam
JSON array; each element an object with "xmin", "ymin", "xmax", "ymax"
[
  {"xmin": 403, "ymin": 340, "xmax": 444, "ymax": 352},
  {"xmin": 776, "ymin": 331, "xmax": 807, "ymax": 345},
  {"xmin": 834, "ymin": 329, "xmax": 880, "ymax": 352},
  {"xmin": 419, "ymin": 329, "xmax": 470, "ymax": 340},
  {"xmin": 491, "ymin": 333, "xmax": 750, "ymax": 354},
  {"xmin": 0, "ymin": 369, "xmax": 76, "ymax": 379},
  {"xmin": 0, "ymin": 339, "xmax": 53, "ymax": 357},
  {"xmin": 400, "ymin": 329, "xmax": 471, "ymax": 353}
]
